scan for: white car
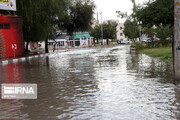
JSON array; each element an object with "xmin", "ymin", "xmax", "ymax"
[
  {"xmin": 142, "ymin": 38, "xmax": 151, "ymax": 42},
  {"xmin": 121, "ymin": 40, "xmax": 130, "ymax": 44}
]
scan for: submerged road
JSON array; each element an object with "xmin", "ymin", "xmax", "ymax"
[{"xmin": 0, "ymin": 45, "xmax": 180, "ymax": 120}]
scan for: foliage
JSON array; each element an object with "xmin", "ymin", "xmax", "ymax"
[
  {"xmin": 134, "ymin": 42, "xmax": 145, "ymax": 51},
  {"xmin": 123, "ymin": 19, "xmax": 139, "ymax": 41},
  {"xmin": 1, "ymin": 0, "xmax": 95, "ymax": 52},
  {"xmin": 155, "ymin": 25, "xmax": 173, "ymax": 46},
  {"xmin": 16, "ymin": 0, "xmax": 67, "ymax": 43},
  {"xmin": 116, "ymin": 11, "xmax": 128, "ymax": 19},
  {"xmin": 143, "ymin": 27, "xmax": 156, "ymax": 42},
  {"xmin": 89, "ymin": 25, "xmax": 101, "ymax": 40},
  {"xmin": 103, "ymin": 21, "xmax": 117, "ymax": 40},
  {"xmin": 134, "ymin": 0, "xmax": 174, "ymax": 27},
  {"xmin": 141, "ymin": 47, "xmax": 172, "ymax": 60},
  {"xmin": 90, "ymin": 21, "xmax": 117, "ymax": 44},
  {"xmin": 134, "ymin": 43, "xmax": 172, "ymax": 60},
  {"xmin": 62, "ymin": 0, "xmax": 95, "ymax": 34}
]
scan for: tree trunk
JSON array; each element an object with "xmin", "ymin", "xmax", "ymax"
[
  {"xmin": 45, "ymin": 38, "xmax": 49, "ymax": 53},
  {"xmin": 25, "ymin": 41, "xmax": 30, "ymax": 52},
  {"xmin": 53, "ymin": 43, "xmax": 56, "ymax": 52}
]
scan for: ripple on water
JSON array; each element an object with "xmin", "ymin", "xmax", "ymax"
[{"xmin": 0, "ymin": 46, "xmax": 179, "ymax": 120}]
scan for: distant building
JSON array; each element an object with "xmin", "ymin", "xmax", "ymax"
[
  {"xmin": 42, "ymin": 33, "xmax": 93, "ymax": 49},
  {"xmin": 74, "ymin": 33, "xmax": 93, "ymax": 47},
  {"xmin": 117, "ymin": 23, "xmax": 127, "ymax": 41},
  {"xmin": 91, "ymin": 18, "xmax": 99, "ymax": 28}
]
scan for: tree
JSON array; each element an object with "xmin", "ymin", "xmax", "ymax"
[
  {"xmin": 62, "ymin": 0, "xmax": 95, "ymax": 34},
  {"xmin": 134, "ymin": 0, "xmax": 174, "ymax": 28},
  {"xmin": 89, "ymin": 25, "xmax": 101, "ymax": 43},
  {"xmin": 123, "ymin": 19, "xmax": 139, "ymax": 42},
  {"xmin": 16, "ymin": 0, "xmax": 67, "ymax": 52},
  {"xmin": 1, "ymin": 0, "xmax": 95, "ymax": 52},
  {"xmin": 90, "ymin": 21, "xmax": 117, "ymax": 45},
  {"xmin": 143, "ymin": 27, "xmax": 156, "ymax": 42},
  {"xmin": 103, "ymin": 21, "xmax": 117, "ymax": 45},
  {"xmin": 155, "ymin": 25, "xmax": 173, "ymax": 46}
]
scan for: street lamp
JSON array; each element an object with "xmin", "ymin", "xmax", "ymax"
[{"xmin": 99, "ymin": 12, "xmax": 103, "ymax": 45}]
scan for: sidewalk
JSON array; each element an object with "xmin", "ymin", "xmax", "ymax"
[{"xmin": 0, "ymin": 44, "xmax": 120, "ymax": 65}]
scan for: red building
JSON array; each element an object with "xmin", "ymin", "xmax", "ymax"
[{"xmin": 0, "ymin": 14, "xmax": 24, "ymax": 59}]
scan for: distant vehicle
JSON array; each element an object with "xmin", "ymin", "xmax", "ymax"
[
  {"xmin": 121, "ymin": 40, "xmax": 130, "ymax": 44},
  {"xmin": 154, "ymin": 38, "xmax": 160, "ymax": 41},
  {"xmin": 142, "ymin": 38, "xmax": 151, "ymax": 42},
  {"xmin": 166, "ymin": 37, "xmax": 172, "ymax": 41}
]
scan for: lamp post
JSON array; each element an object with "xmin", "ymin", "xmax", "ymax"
[{"xmin": 99, "ymin": 12, "xmax": 103, "ymax": 45}]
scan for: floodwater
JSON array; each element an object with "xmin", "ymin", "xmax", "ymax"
[{"xmin": 0, "ymin": 45, "xmax": 180, "ymax": 120}]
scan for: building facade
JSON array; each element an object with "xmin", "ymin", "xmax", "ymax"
[
  {"xmin": 0, "ymin": 14, "xmax": 24, "ymax": 58},
  {"xmin": 116, "ymin": 23, "xmax": 127, "ymax": 41}
]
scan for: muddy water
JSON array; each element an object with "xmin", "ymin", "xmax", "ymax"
[{"xmin": 0, "ymin": 46, "xmax": 180, "ymax": 120}]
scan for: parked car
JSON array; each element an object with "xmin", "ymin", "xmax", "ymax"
[
  {"xmin": 166, "ymin": 37, "xmax": 172, "ymax": 41},
  {"xmin": 142, "ymin": 38, "xmax": 151, "ymax": 42},
  {"xmin": 121, "ymin": 40, "xmax": 130, "ymax": 44}
]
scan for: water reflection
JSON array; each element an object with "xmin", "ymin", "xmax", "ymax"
[
  {"xmin": 0, "ymin": 63, "xmax": 26, "ymax": 119},
  {"xmin": 0, "ymin": 46, "xmax": 179, "ymax": 120},
  {"xmin": 127, "ymin": 52, "xmax": 173, "ymax": 83}
]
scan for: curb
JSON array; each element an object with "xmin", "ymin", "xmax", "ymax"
[{"xmin": 0, "ymin": 45, "xmax": 119, "ymax": 65}]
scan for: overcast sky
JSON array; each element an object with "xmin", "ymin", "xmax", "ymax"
[{"xmin": 93, "ymin": 0, "xmax": 149, "ymax": 23}]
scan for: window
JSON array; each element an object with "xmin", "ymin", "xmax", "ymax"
[
  {"xmin": 0, "ymin": 23, "xmax": 10, "ymax": 29},
  {"xmin": 0, "ymin": 24, "xmax": 3, "ymax": 29},
  {"xmin": 4, "ymin": 24, "xmax": 10, "ymax": 29},
  {"xmin": 120, "ymin": 27, "xmax": 123, "ymax": 30},
  {"xmin": 120, "ymin": 33, "xmax": 123, "ymax": 36}
]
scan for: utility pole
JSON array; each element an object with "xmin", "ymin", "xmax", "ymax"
[
  {"xmin": 99, "ymin": 12, "xmax": 103, "ymax": 45},
  {"xmin": 97, "ymin": 13, "xmax": 99, "ymax": 24},
  {"xmin": 174, "ymin": 0, "xmax": 180, "ymax": 84},
  {"xmin": 138, "ymin": 21, "xmax": 142, "ymax": 42}
]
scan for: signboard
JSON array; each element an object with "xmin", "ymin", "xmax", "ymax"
[
  {"xmin": 80, "ymin": 36, "xmax": 88, "ymax": 46},
  {"xmin": 0, "ymin": 0, "xmax": 16, "ymax": 11},
  {"xmin": 12, "ymin": 44, "xmax": 17, "ymax": 49},
  {"xmin": 82, "ymin": 35, "xmax": 87, "ymax": 40}
]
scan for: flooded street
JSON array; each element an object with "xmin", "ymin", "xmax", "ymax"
[{"xmin": 0, "ymin": 45, "xmax": 180, "ymax": 120}]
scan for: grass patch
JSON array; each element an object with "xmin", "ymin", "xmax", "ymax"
[{"xmin": 140, "ymin": 47, "xmax": 172, "ymax": 61}]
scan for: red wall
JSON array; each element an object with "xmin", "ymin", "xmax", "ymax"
[{"xmin": 0, "ymin": 14, "xmax": 24, "ymax": 58}]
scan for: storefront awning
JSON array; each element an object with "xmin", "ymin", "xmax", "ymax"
[{"xmin": 74, "ymin": 33, "xmax": 92, "ymax": 39}]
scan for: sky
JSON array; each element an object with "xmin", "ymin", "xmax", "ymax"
[{"xmin": 93, "ymin": 0, "xmax": 149, "ymax": 23}]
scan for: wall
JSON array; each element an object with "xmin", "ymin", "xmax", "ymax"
[{"xmin": 0, "ymin": 14, "xmax": 24, "ymax": 58}]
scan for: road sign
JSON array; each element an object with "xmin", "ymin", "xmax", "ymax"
[
  {"xmin": 12, "ymin": 44, "xmax": 17, "ymax": 49},
  {"xmin": 0, "ymin": 0, "xmax": 16, "ymax": 11},
  {"xmin": 12, "ymin": 44, "xmax": 17, "ymax": 58}
]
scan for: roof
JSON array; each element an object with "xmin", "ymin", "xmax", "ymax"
[
  {"xmin": 74, "ymin": 33, "xmax": 91, "ymax": 39},
  {"xmin": 56, "ymin": 34, "xmax": 67, "ymax": 39}
]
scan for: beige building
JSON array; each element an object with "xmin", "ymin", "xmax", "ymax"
[{"xmin": 116, "ymin": 23, "xmax": 127, "ymax": 40}]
